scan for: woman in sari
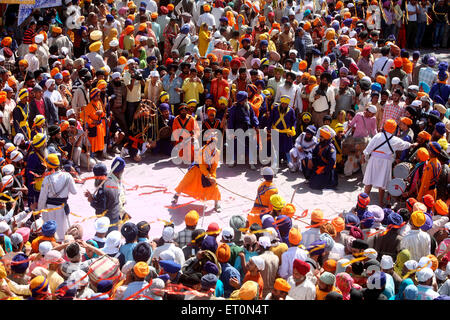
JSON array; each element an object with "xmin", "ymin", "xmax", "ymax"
[{"xmin": 163, "ymin": 17, "xmax": 179, "ymax": 62}]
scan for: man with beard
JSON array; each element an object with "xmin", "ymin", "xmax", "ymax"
[
  {"xmin": 85, "ymin": 162, "xmax": 121, "ymax": 234},
  {"xmin": 275, "ymin": 71, "xmax": 302, "ymax": 113},
  {"xmin": 228, "ymin": 58, "xmax": 241, "ymax": 83},
  {"xmin": 381, "ymin": 89, "xmax": 405, "ymax": 127},
  {"xmin": 233, "ymin": 67, "xmax": 251, "ymax": 93},
  {"xmin": 306, "ymin": 128, "xmax": 338, "ymax": 190},
  {"xmin": 334, "ymin": 77, "xmax": 355, "ymax": 116},
  {"xmin": 309, "ymin": 72, "xmax": 335, "ymax": 127},
  {"xmin": 107, "ymin": 72, "xmax": 128, "ymax": 135},
  {"xmin": 13, "ymin": 89, "xmax": 32, "ymax": 139},
  {"xmin": 228, "ymin": 91, "xmax": 259, "ymax": 170},
  {"xmin": 267, "ymin": 65, "xmax": 285, "ymax": 99},
  {"xmin": 288, "ymin": 125, "xmax": 318, "ymax": 173},
  {"xmin": 72, "ymin": 68, "xmax": 92, "ymax": 117},
  {"xmin": 270, "ymin": 95, "xmax": 296, "ymax": 168},
  {"xmin": 237, "ymin": 38, "xmax": 256, "ymax": 70},
  {"xmin": 26, "ymin": 133, "xmax": 48, "ymax": 209},
  {"xmin": 332, "ymin": 124, "xmax": 346, "ymax": 174},
  {"xmin": 172, "ymin": 104, "xmax": 199, "ymax": 164},
  {"xmin": 266, "ymin": 278, "xmax": 292, "ymax": 300}
]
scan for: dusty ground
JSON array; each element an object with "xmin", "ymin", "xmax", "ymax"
[{"xmin": 68, "ymin": 153, "xmax": 367, "ymax": 240}]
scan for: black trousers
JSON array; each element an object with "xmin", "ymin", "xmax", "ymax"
[{"xmin": 406, "ymin": 21, "xmax": 418, "ymax": 49}]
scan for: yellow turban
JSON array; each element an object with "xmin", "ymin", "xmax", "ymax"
[{"xmin": 89, "ymin": 41, "xmax": 102, "ymax": 52}]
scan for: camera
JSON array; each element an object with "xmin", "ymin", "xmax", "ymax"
[{"xmin": 132, "ymin": 71, "xmax": 143, "ymax": 80}]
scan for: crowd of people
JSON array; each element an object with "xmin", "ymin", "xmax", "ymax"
[{"xmin": 0, "ymin": 0, "xmax": 449, "ymax": 301}]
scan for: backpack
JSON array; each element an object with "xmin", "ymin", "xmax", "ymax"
[{"xmin": 88, "ymin": 255, "xmax": 121, "ymax": 290}]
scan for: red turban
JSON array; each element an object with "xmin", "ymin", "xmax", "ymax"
[
  {"xmin": 293, "ymin": 259, "xmax": 310, "ymax": 276},
  {"xmin": 315, "ymin": 65, "xmax": 325, "ymax": 73}
]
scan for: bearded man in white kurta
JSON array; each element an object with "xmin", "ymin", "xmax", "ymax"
[
  {"xmin": 362, "ymin": 119, "xmax": 413, "ymax": 207},
  {"xmin": 38, "ymin": 154, "xmax": 77, "ymax": 242}
]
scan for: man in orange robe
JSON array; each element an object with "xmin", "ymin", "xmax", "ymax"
[
  {"xmin": 247, "ymin": 167, "xmax": 278, "ymax": 227},
  {"xmin": 172, "ymin": 104, "xmax": 199, "ymax": 163},
  {"xmin": 80, "ymin": 88, "xmax": 106, "ymax": 160},
  {"xmin": 172, "ymin": 131, "xmax": 221, "ymax": 212},
  {"xmin": 417, "ymin": 142, "xmax": 442, "ymax": 201}
]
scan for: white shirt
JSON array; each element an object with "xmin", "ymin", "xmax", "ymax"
[
  {"xmin": 363, "ymin": 131, "xmax": 412, "ymax": 159},
  {"xmin": 400, "ymin": 229, "xmax": 431, "ymax": 261},
  {"xmin": 301, "ymin": 227, "xmax": 321, "ymax": 248},
  {"xmin": 287, "ymin": 276, "xmax": 316, "ymax": 300},
  {"xmin": 44, "ymin": 89, "xmax": 63, "ymax": 104},
  {"xmin": 275, "ymin": 83, "xmax": 303, "ymax": 112},
  {"xmin": 152, "ymin": 242, "xmax": 185, "ymax": 266},
  {"xmin": 309, "ymin": 85, "xmax": 336, "ymax": 114},
  {"xmin": 279, "ymin": 247, "xmax": 309, "ymax": 279},
  {"xmin": 372, "ymin": 56, "xmax": 394, "ymax": 78},
  {"xmin": 197, "ymin": 13, "xmax": 216, "ymax": 28},
  {"xmin": 211, "ymin": 7, "xmax": 224, "ymax": 28}
]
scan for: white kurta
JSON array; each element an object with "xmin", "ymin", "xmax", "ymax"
[
  {"xmin": 362, "ymin": 132, "xmax": 411, "ymax": 189},
  {"xmin": 38, "ymin": 171, "xmax": 77, "ymax": 241},
  {"xmin": 287, "ymin": 276, "xmax": 316, "ymax": 300},
  {"xmin": 289, "ymin": 132, "xmax": 318, "ymax": 170}
]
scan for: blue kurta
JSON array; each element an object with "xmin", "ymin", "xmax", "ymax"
[
  {"xmin": 309, "ymin": 141, "xmax": 338, "ymax": 190},
  {"xmin": 270, "ymin": 105, "xmax": 296, "ymax": 156},
  {"xmin": 25, "ymin": 150, "xmax": 47, "ymax": 204}
]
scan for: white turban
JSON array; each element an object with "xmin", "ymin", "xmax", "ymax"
[
  {"xmin": 159, "ymin": 250, "xmax": 176, "ymax": 261},
  {"xmin": 1, "ymin": 175, "xmax": 13, "ymax": 188},
  {"xmin": 94, "ymin": 216, "xmax": 110, "ymax": 233},
  {"xmin": 416, "ymin": 267, "xmax": 434, "ymax": 283},
  {"xmin": 1, "ymin": 164, "xmax": 14, "ymax": 176},
  {"xmin": 250, "ymin": 256, "xmax": 265, "ymax": 271},
  {"xmin": 150, "ymin": 70, "xmax": 159, "ymax": 78},
  {"xmin": 66, "ymin": 109, "xmax": 75, "ymax": 117},
  {"xmin": 380, "ymin": 255, "xmax": 394, "ymax": 270},
  {"xmin": 13, "ymin": 133, "xmax": 25, "ymax": 146},
  {"xmin": 45, "ymin": 78, "xmax": 55, "ymax": 88},
  {"xmin": 34, "ymin": 34, "xmax": 44, "ymax": 44}
]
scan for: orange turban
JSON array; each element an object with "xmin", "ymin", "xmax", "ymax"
[
  {"xmin": 303, "ymin": 21, "xmax": 311, "ymax": 31},
  {"xmin": 427, "ymin": 255, "xmax": 438, "ymax": 271},
  {"xmin": 299, "ymin": 60, "xmax": 308, "ymax": 71},
  {"xmin": 384, "ymin": 119, "xmax": 397, "ymax": 134},
  {"xmin": 60, "ymin": 120, "xmax": 69, "ymax": 132},
  {"xmin": 331, "ymin": 217, "xmax": 345, "ymax": 233},
  {"xmin": 127, "ymin": 14, "xmax": 135, "ymax": 22},
  {"xmin": 323, "ymin": 259, "xmax": 337, "ymax": 273},
  {"xmin": 167, "ymin": 3, "xmax": 174, "ymax": 11},
  {"xmin": 311, "ymin": 209, "xmax": 324, "ymax": 222},
  {"xmin": 29, "ymin": 44, "xmax": 38, "ymax": 53},
  {"xmin": 125, "ymin": 25, "xmax": 134, "ymax": 34},
  {"xmin": 151, "ymin": 12, "xmax": 158, "ymax": 19},
  {"xmin": 319, "ymin": 128, "xmax": 332, "ymax": 140},
  {"xmin": 343, "ymin": 12, "xmax": 351, "ymax": 19},
  {"xmin": 418, "ymin": 130, "xmax": 431, "ymax": 141},
  {"xmin": 207, "ymin": 53, "xmax": 217, "ymax": 63},
  {"xmin": 19, "ymin": 59, "xmax": 28, "ymax": 67},
  {"xmin": 0, "ymin": 92, "xmax": 6, "ymax": 104},
  {"xmin": 7, "ymin": 76, "xmax": 16, "ymax": 87},
  {"xmin": 288, "ymin": 228, "xmax": 302, "ymax": 245},
  {"xmin": 336, "ymin": 1, "xmax": 344, "ymax": 9},
  {"xmin": 52, "ymin": 26, "xmax": 62, "ymax": 34},
  {"xmin": 196, "ymin": 64, "xmax": 204, "ymax": 73},
  {"xmin": 216, "ymin": 243, "xmax": 231, "ymax": 263},
  {"xmin": 62, "ymin": 70, "xmax": 70, "ymax": 77},
  {"xmin": 376, "ymin": 75, "xmax": 386, "ymax": 85},
  {"xmin": 1, "ymin": 37, "xmax": 12, "ymax": 47},
  {"xmin": 416, "ymin": 147, "xmax": 429, "ymax": 162},
  {"xmin": 400, "ymin": 117, "xmax": 412, "ymax": 126},
  {"xmin": 274, "ymin": 278, "xmax": 291, "ymax": 292},
  {"xmin": 281, "ymin": 203, "xmax": 296, "ymax": 218},
  {"xmin": 435, "ymin": 199, "xmax": 448, "ymax": 216},
  {"xmin": 118, "ymin": 56, "xmax": 127, "ymax": 65},
  {"xmin": 50, "ymin": 68, "xmax": 60, "ymax": 78},
  {"xmin": 139, "ymin": 23, "xmax": 147, "ymax": 31},
  {"xmin": 417, "ymin": 92, "xmax": 428, "ymax": 98},
  {"xmin": 97, "ymin": 80, "xmax": 107, "ymax": 90}
]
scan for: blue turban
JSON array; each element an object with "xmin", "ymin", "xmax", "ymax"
[
  {"xmin": 420, "ymin": 213, "xmax": 433, "ymax": 231},
  {"xmin": 281, "ymin": 16, "xmax": 289, "ymax": 23},
  {"xmin": 147, "ymin": 55, "xmax": 157, "ymax": 62},
  {"xmin": 404, "ymin": 285, "xmax": 418, "ymax": 300},
  {"xmin": 1, "ymin": 235, "xmax": 12, "ymax": 253},
  {"xmin": 42, "ymin": 220, "xmax": 57, "ymax": 237},
  {"xmin": 328, "ymin": 52, "xmax": 336, "ymax": 62},
  {"xmin": 305, "ymin": 125, "xmax": 317, "ymax": 135},
  {"xmin": 11, "ymin": 253, "xmax": 29, "ymax": 274},
  {"xmin": 275, "ymin": 215, "xmax": 292, "ymax": 244},
  {"xmin": 158, "ymin": 274, "xmax": 170, "ymax": 283},
  {"xmin": 429, "ymin": 141, "xmax": 442, "ymax": 156},
  {"xmin": 220, "ymin": 16, "xmax": 228, "ymax": 23},
  {"xmin": 125, "ymin": 19, "xmax": 133, "ymax": 26},
  {"xmin": 438, "ymin": 61, "xmax": 449, "ymax": 72},
  {"xmin": 203, "ymin": 261, "xmax": 219, "ymax": 275},
  {"xmin": 386, "ymin": 212, "xmax": 403, "ymax": 226},
  {"xmin": 260, "ymin": 40, "xmax": 268, "ymax": 47},
  {"xmin": 371, "ymin": 83, "xmax": 382, "ymax": 92},
  {"xmin": 360, "ymin": 211, "xmax": 375, "ymax": 229},
  {"xmin": 344, "ymin": 213, "xmax": 360, "ymax": 227},
  {"xmin": 382, "ymin": 208, "xmax": 394, "ymax": 225},
  {"xmin": 304, "ymin": 9, "xmax": 311, "ymax": 18},
  {"xmin": 223, "ymin": 55, "xmax": 232, "ymax": 62},
  {"xmin": 201, "ymin": 273, "xmax": 218, "ymax": 289},
  {"xmin": 201, "ymin": 235, "xmax": 218, "ymax": 252},
  {"xmin": 236, "ymin": 91, "xmax": 248, "ymax": 103},
  {"xmin": 112, "ymin": 157, "xmax": 126, "ymax": 173},
  {"xmin": 435, "ymin": 122, "xmax": 446, "ymax": 135},
  {"xmin": 56, "ymin": 282, "xmax": 78, "ymax": 300},
  {"xmin": 159, "ymin": 260, "xmax": 181, "ymax": 273},
  {"xmin": 180, "ymin": 24, "xmax": 190, "ymax": 34},
  {"xmin": 332, "ymin": 23, "xmax": 340, "ymax": 32},
  {"xmin": 307, "ymin": 240, "xmax": 326, "ymax": 256},
  {"xmin": 312, "ymin": 48, "xmax": 321, "ymax": 56},
  {"xmin": 93, "ymin": 163, "xmax": 107, "ymax": 176},
  {"xmin": 106, "ymin": 14, "xmax": 114, "ymax": 22},
  {"xmin": 97, "ymin": 280, "xmax": 113, "ymax": 293},
  {"xmin": 121, "ymin": 222, "xmax": 138, "ymax": 243},
  {"xmin": 412, "ymin": 51, "xmax": 420, "ymax": 59},
  {"xmin": 438, "ymin": 70, "xmax": 448, "ymax": 81},
  {"xmin": 343, "ymin": 18, "xmax": 352, "ymax": 27},
  {"xmin": 159, "ymin": 103, "xmax": 170, "ymax": 111},
  {"xmin": 205, "ymin": 93, "xmax": 214, "ymax": 101},
  {"xmin": 255, "ymin": 79, "xmax": 265, "ymax": 88},
  {"xmin": 325, "ymin": 15, "xmax": 332, "ymax": 24}
]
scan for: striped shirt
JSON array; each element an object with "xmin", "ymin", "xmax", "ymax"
[
  {"xmin": 22, "ymin": 28, "xmax": 36, "ymax": 45},
  {"xmin": 381, "ymin": 101, "xmax": 405, "ymax": 126},
  {"xmin": 418, "ymin": 67, "xmax": 437, "ymax": 89}
]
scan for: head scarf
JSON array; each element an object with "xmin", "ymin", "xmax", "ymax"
[
  {"xmin": 336, "ymin": 272, "xmax": 361, "ymax": 300},
  {"xmin": 392, "ymin": 278, "xmax": 414, "ymax": 300},
  {"xmin": 394, "ymin": 249, "xmax": 411, "ymax": 275}
]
